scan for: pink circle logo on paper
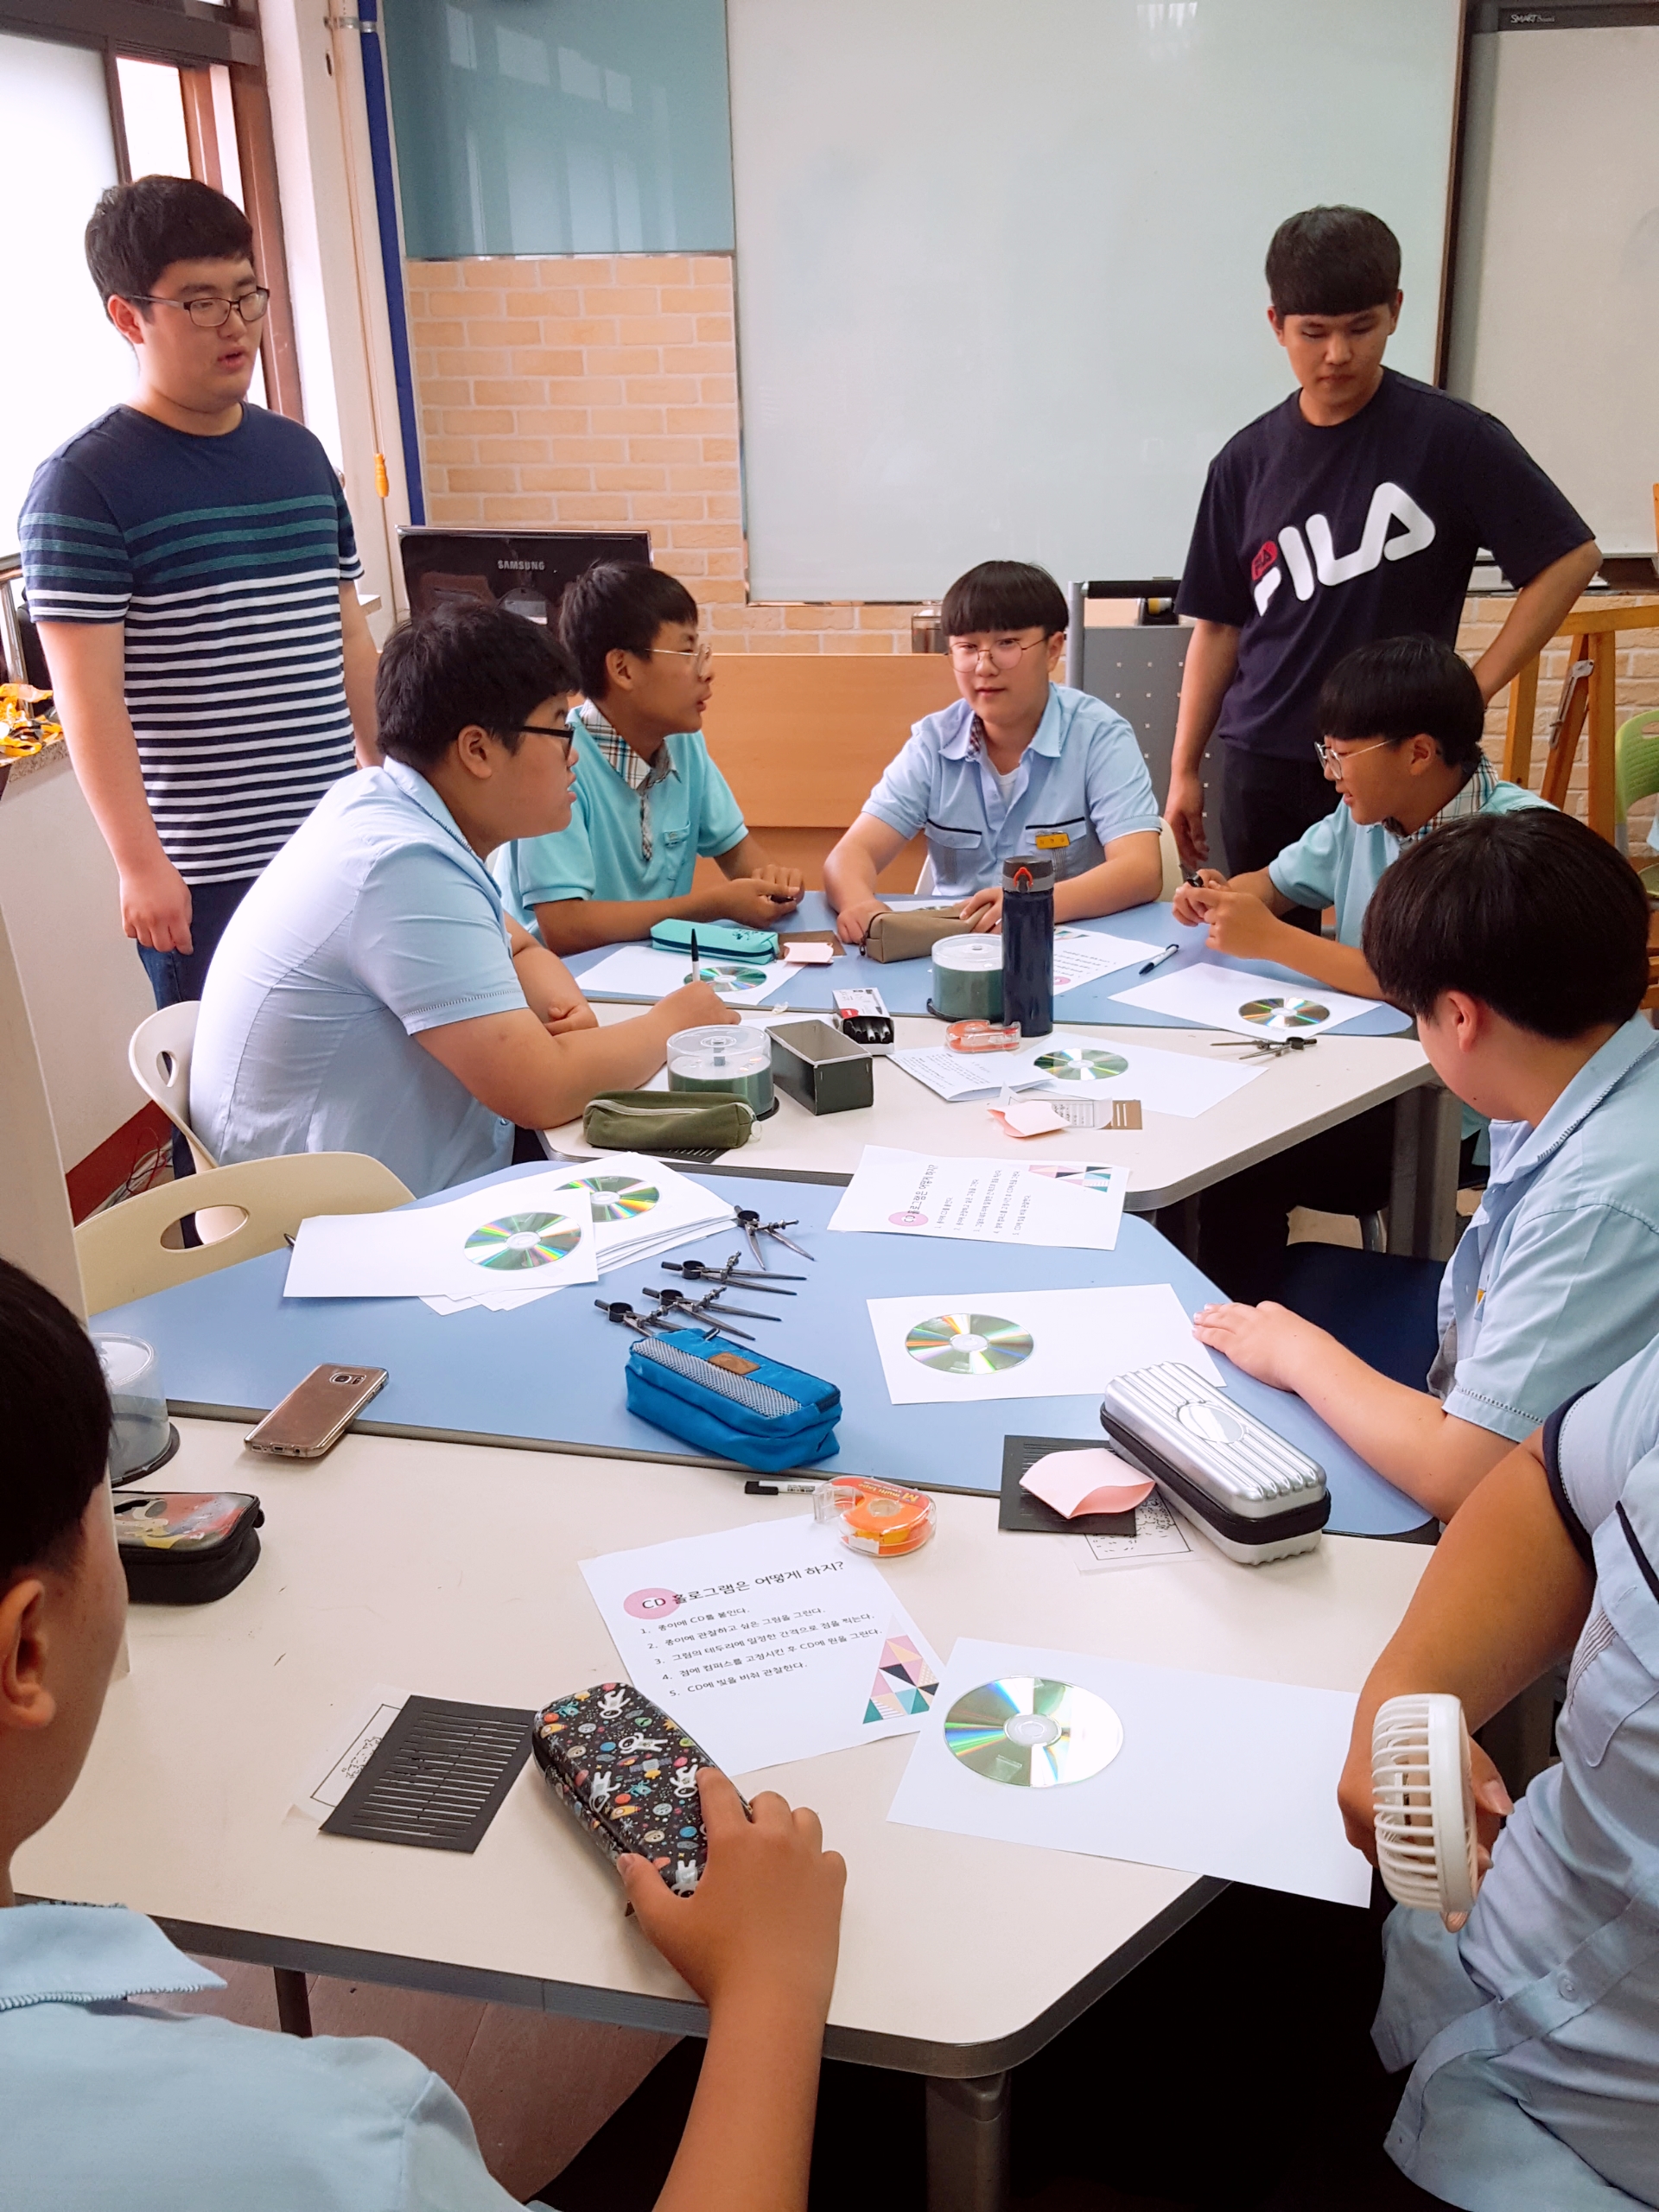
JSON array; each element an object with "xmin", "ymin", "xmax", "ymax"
[
  {"xmin": 624, "ymin": 1587, "xmax": 681, "ymax": 1620},
  {"xmin": 889, "ymin": 1211, "xmax": 928, "ymax": 1227}
]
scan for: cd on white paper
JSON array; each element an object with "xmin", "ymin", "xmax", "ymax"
[
  {"xmin": 904, "ymin": 1313, "xmax": 1033, "ymax": 1376},
  {"xmin": 944, "ymin": 1675, "xmax": 1123, "ymax": 1786}
]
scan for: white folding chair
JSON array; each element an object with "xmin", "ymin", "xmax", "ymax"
[{"xmin": 127, "ymin": 1002, "xmax": 217, "ymax": 1173}]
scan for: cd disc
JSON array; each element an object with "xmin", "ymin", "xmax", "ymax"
[
  {"xmin": 568, "ymin": 1174, "xmax": 660, "ymax": 1223},
  {"xmin": 684, "ymin": 962, "xmax": 768, "ymax": 989},
  {"xmin": 1033, "ymin": 1046, "xmax": 1128, "ymax": 1083},
  {"xmin": 1238, "ymin": 997, "xmax": 1330, "ymax": 1031},
  {"xmin": 905, "ymin": 1312, "xmax": 1033, "ymax": 1376},
  {"xmin": 464, "ymin": 1211, "xmax": 581, "ymax": 1272},
  {"xmin": 944, "ymin": 1676, "xmax": 1123, "ymax": 1787}
]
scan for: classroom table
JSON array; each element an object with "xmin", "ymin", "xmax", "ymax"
[
  {"xmin": 563, "ymin": 892, "xmax": 1414, "ymax": 1035},
  {"xmin": 548, "ymin": 1007, "xmax": 1458, "ymax": 1254},
  {"xmin": 20, "ymin": 1418, "xmax": 1431, "ymax": 2212},
  {"xmin": 91, "ymin": 1160, "xmax": 1428, "ymax": 1536}
]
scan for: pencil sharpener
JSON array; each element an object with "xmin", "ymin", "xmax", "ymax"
[{"xmin": 769, "ymin": 1019, "xmax": 876, "ymax": 1115}]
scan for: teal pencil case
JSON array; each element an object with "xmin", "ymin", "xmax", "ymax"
[
  {"xmin": 625, "ymin": 1329, "xmax": 841, "ymax": 1473},
  {"xmin": 649, "ymin": 918, "xmax": 780, "ymax": 963}
]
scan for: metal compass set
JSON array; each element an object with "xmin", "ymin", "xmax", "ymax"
[
  {"xmin": 594, "ymin": 1216, "xmax": 814, "ymax": 1344},
  {"xmin": 1210, "ymin": 1033, "xmax": 1322, "ymax": 1065}
]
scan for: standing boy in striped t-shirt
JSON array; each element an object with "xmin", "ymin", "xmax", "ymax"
[{"xmin": 21, "ymin": 176, "xmax": 377, "ymax": 1024}]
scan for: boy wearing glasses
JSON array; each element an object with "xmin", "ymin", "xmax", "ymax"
[
  {"xmin": 494, "ymin": 561, "xmax": 804, "ymax": 954},
  {"xmin": 191, "ymin": 601, "xmax": 731, "ymax": 1198},
  {"xmin": 823, "ymin": 560, "xmax": 1161, "ymax": 945},
  {"xmin": 21, "ymin": 178, "xmax": 378, "ymax": 1026}
]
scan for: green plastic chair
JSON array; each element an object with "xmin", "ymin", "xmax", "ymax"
[{"xmin": 1615, "ymin": 709, "xmax": 1659, "ymax": 893}]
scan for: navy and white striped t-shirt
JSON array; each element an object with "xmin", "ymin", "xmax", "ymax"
[{"xmin": 20, "ymin": 404, "xmax": 364, "ymax": 886}]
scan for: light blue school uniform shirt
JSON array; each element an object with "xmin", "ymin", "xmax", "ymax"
[
  {"xmin": 1267, "ymin": 757, "xmax": 1548, "ymax": 950},
  {"xmin": 191, "ymin": 759, "xmax": 527, "ymax": 1198},
  {"xmin": 1374, "ymin": 1336, "xmax": 1659, "ymax": 2209},
  {"xmin": 859, "ymin": 684, "xmax": 1160, "ymax": 900},
  {"xmin": 1429, "ymin": 1018, "xmax": 1659, "ymax": 1441},
  {"xmin": 495, "ymin": 702, "xmax": 747, "ymax": 934},
  {"xmin": 0, "ymin": 1904, "xmax": 518, "ymax": 2212}
]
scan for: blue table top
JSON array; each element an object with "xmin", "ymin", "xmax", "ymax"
[
  {"xmin": 97, "ymin": 1161, "xmax": 1427, "ymax": 1538},
  {"xmin": 564, "ymin": 893, "xmax": 1412, "ymax": 1036}
]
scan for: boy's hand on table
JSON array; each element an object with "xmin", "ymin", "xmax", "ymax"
[
  {"xmin": 958, "ymin": 887, "xmax": 1002, "ymax": 932},
  {"xmin": 833, "ymin": 896, "xmax": 889, "ymax": 947},
  {"xmin": 658, "ymin": 980, "xmax": 741, "ymax": 1029},
  {"xmin": 619, "ymin": 1770, "xmax": 846, "ymax": 2019},
  {"xmin": 1170, "ymin": 869, "xmax": 1226, "ymax": 926},
  {"xmin": 1190, "ymin": 1299, "xmax": 1330, "ymax": 1395},
  {"xmin": 714, "ymin": 877, "xmax": 804, "ymax": 927},
  {"xmin": 751, "ymin": 862, "xmax": 805, "ymax": 899}
]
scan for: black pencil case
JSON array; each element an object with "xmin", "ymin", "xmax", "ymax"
[
  {"xmin": 533, "ymin": 1682, "xmax": 723, "ymax": 1894},
  {"xmin": 111, "ymin": 1490, "xmax": 264, "ymax": 1603}
]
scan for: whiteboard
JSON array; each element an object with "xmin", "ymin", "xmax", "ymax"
[
  {"xmin": 726, "ymin": 0, "xmax": 1462, "ymax": 601},
  {"xmin": 1447, "ymin": 20, "xmax": 1659, "ymax": 558}
]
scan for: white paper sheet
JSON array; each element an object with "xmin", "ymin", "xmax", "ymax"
[
  {"xmin": 892, "ymin": 1029, "xmax": 1264, "ymax": 1118},
  {"xmin": 1072, "ymin": 1491, "xmax": 1195, "ymax": 1573},
  {"xmin": 829, "ymin": 1146, "xmax": 1126, "ymax": 1251},
  {"xmin": 887, "ymin": 1637, "xmax": 1371, "ymax": 1906},
  {"xmin": 580, "ymin": 1516, "xmax": 944, "ymax": 1777},
  {"xmin": 1050, "ymin": 927, "xmax": 1154, "ymax": 993},
  {"xmin": 576, "ymin": 944, "xmax": 793, "ymax": 1006},
  {"xmin": 866, "ymin": 1283, "xmax": 1218, "ymax": 1406},
  {"xmin": 288, "ymin": 1681, "xmax": 409, "ymax": 1825},
  {"xmin": 1109, "ymin": 958, "xmax": 1377, "ymax": 1038},
  {"xmin": 284, "ymin": 1172, "xmax": 599, "ymax": 1300}
]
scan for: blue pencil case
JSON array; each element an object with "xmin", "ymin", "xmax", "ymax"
[{"xmin": 625, "ymin": 1329, "xmax": 842, "ymax": 1473}]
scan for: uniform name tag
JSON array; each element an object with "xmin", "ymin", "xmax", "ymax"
[{"xmin": 1033, "ymin": 830, "xmax": 1071, "ymax": 849}]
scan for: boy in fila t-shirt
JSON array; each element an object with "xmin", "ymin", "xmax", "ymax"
[
  {"xmin": 1165, "ymin": 204, "xmax": 1596, "ymax": 917},
  {"xmin": 22, "ymin": 177, "xmax": 377, "ymax": 1027}
]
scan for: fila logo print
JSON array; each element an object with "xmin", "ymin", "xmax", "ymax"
[{"xmin": 1253, "ymin": 481, "xmax": 1436, "ymax": 615}]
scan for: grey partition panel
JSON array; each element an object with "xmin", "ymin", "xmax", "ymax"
[{"xmin": 1076, "ymin": 625, "xmax": 1226, "ymax": 873}]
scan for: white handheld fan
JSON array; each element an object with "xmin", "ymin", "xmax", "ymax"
[{"xmin": 1371, "ymin": 1693, "xmax": 1480, "ymax": 1927}]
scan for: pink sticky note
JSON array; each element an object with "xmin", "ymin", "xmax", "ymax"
[
  {"xmin": 1020, "ymin": 1446, "xmax": 1154, "ymax": 1519},
  {"xmin": 988, "ymin": 1099, "xmax": 1066, "ymax": 1139}
]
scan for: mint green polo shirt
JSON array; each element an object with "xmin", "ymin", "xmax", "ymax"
[
  {"xmin": 1266, "ymin": 764, "xmax": 1548, "ymax": 948},
  {"xmin": 494, "ymin": 709, "xmax": 747, "ymax": 934}
]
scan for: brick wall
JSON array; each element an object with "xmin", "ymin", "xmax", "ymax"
[{"xmin": 406, "ymin": 251, "xmax": 1659, "ymax": 810}]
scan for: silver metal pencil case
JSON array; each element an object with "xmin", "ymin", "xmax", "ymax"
[{"xmin": 1099, "ymin": 1361, "xmax": 1329, "ymax": 1565}]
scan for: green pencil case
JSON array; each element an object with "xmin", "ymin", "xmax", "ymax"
[{"xmin": 582, "ymin": 1090, "xmax": 755, "ymax": 1152}]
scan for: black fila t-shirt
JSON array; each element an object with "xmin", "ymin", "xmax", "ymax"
[{"xmin": 1176, "ymin": 369, "xmax": 1591, "ymax": 763}]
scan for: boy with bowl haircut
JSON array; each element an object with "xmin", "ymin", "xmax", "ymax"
[
  {"xmin": 823, "ymin": 560, "xmax": 1162, "ymax": 945},
  {"xmin": 494, "ymin": 562, "xmax": 804, "ymax": 955},
  {"xmin": 192, "ymin": 601, "xmax": 733, "ymax": 1198},
  {"xmin": 1175, "ymin": 634, "xmax": 1548, "ymax": 1001},
  {"xmin": 1193, "ymin": 808, "xmax": 1659, "ymax": 1525},
  {"xmin": 1166, "ymin": 205, "xmax": 1597, "ymax": 905},
  {"xmin": 0, "ymin": 1256, "xmax": 846, "ymax": 2212},
  {"xmin": 1339, "ymin": 1338, "xmax": 1659, "ymax": 2207}
]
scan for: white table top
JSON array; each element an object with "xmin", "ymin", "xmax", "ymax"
[
  {"xmin": 547, "ymin": 1009, "xmax": 1433, "ymax": 1210},
  {"xmin": 22, "ymin": 1421, "xmax": 1428, "ymax": 2075}
]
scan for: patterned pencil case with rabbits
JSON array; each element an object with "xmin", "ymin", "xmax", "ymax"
[{"xmin": 532, "ymin": 1681, "xmax": 722, "ymax": 1895}]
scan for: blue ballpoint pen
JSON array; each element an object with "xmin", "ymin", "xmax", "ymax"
[{"xmin": 1138, "ymin": 943, "xmax": 1180, "ymax": 975}]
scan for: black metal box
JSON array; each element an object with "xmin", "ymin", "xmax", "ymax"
[{"xmin": 768, "ymin": 1019, "xmax": 875, "ymax": 1116}]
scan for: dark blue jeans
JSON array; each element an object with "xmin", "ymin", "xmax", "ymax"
[{"xmin": 137, "ymin": 874, "xmax": 258, "ymax": 1185}]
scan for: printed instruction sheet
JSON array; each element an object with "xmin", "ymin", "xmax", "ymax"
[
  {"xmin": 829, "ymin": 1145, "xmax": 1126, "ymax": 1251},
  {"xmin": 581, "ymin": 1516, "xmax": 944, "ymax": 1777}
]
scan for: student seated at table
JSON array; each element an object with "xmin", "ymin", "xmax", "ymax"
[
  {"xmin": 0, "ymin": 1255, "xmax": 847, "ymax": 2212},
  {"xmin": 493, "ymin": 562, "xmax": 804, "ymax": 956},
  {"xmin": 191, "ymin": 601, "xmax": 735, "ymax": 1198},
  {"xmin": 1338, "ymin": 1336, "xmax": 1659, "ymax": 2209},
  {"xmin": 1182, "ymin": 633, "xmax": 1549, "ymax": 1299},
  {"xmin": 822, "ymin": 560, "xmax": 1163, "ymax": 946},
  {"xmin": 1192, "ymin": 808, "xmax": 1659, "ymax": 1523}
]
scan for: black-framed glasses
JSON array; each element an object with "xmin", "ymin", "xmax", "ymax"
[
  {"xmin": 520, "ymin": 721, "xmax": 575, "ymax": 758},
  {"xmin": 127, "ymin": 287, "xmax": 271, "ymax": 330}
]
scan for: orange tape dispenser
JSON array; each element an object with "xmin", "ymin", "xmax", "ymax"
[{"xmin": 814, "ymin": 1474, "xmax": 936, "ymax": 1557}]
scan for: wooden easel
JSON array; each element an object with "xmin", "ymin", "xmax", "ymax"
[{"xmin": 1502, "ymin": 596, "xmax": 1659, "ymax": 841}]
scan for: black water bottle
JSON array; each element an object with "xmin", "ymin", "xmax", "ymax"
[{"xmin": 1001, "ymin": 855, "xmax": 1054, "ymax": 1038}]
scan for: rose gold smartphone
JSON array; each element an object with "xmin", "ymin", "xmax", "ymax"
[{"xmin": 243, "ymin": 1364, "xmax": 388, "ymax": 1458}]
